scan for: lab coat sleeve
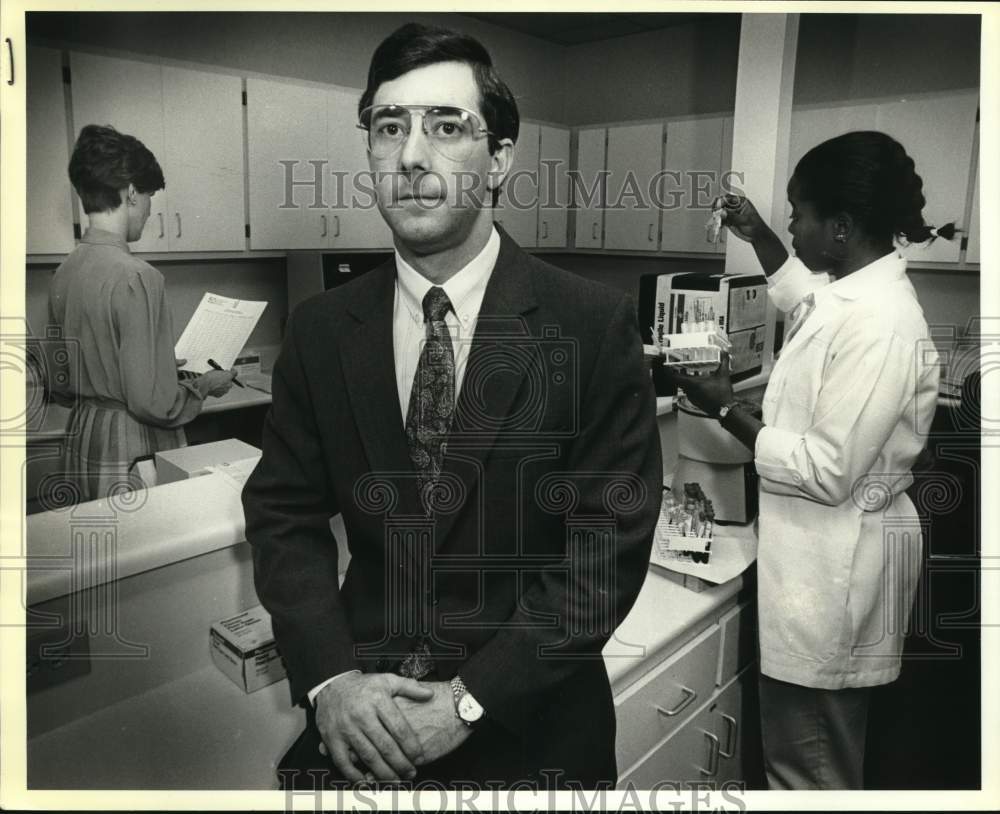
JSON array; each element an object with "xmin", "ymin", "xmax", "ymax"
[
  {"xmin": 754, "ymin": 316, "xmax": 917, "ymax": 506},
  {"xmin": 112, "ymin": 267, "xmax": 205, "ymax": 428}
]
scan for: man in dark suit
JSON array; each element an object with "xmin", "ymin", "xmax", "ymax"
[{"xmin": 242, "ymin": 22, "xmax": 661, "ymax": 791}]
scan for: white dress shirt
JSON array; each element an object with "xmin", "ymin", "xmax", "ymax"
[
  {"xmin": 755, "ymin": 251, "xmax": 940, "ymax": 689},
  {"xmin": 308, "ymin": 226, "xmax": 501, "ymax": 706}
]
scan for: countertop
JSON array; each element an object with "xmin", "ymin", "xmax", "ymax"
[{"xmin": 25, "ymin": 375, "xmax": 272, "ymax": 444}]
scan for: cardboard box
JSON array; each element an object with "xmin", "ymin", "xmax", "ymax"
[
  {"xmin": 155, "ymin": 439, "xmax": 260, "ymax": 485},
  {"xmin": 210, "ymin": 605, "xmax": 286, "ymax": 693}
]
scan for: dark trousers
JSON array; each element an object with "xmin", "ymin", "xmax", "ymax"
[
  {"xmin": 276, "ymin": 705, "xmax": 611, "ymax": 791},
  {"xmin": 758, "ymin": 673, "xmax": 873, "ymax": 790}
]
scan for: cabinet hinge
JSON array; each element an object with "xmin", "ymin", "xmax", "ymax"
[
  {"xmin": 245, "ymin": 224, "xmax": 250, "ymax": 239},
  {"xmin": 62, "ymin": 66, "xmax": 71, "ymax": 85},
  {"xmin": 72, "ymin": 223, "xmax": 81, "ymax": 240},
  {"xmin": 960, "ymin": 236, "xmax": 969, "ymax": 251},
  {"xmin": 242, "ymin": 90, "xmax": 247, "ymax": 106}
]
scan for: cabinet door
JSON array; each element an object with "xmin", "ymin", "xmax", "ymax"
[
  {"xmin": 574, "ymin": 128, "xmax": 606, "ymax": 248},
  {"xmin": 538, "ymin": 125, "xmax": 570, "ymax": 248},
  {"xmin": 604, "ymin": 123, "xmax": 663, "ymax": 251},
  {"xmin": 27, "ymin": 46, "xmax": 75, "ymax": 255},
  {"xmin": 246, "ymin": 77, "xmax": 330, "ymax": 250},
  {"xmin": 495, "ymin": 122, "xmax": 539, "ymax": 247},
  {"xmin": 327, "ymin": 87, "xmax": 393, "ymax": 250},
  {"xmin": 966, "ymin": 159, "xmax": 979, "ymax": 265},
  {"xmin": 875, "ymin": 92, "xmax": 978, "ymax": 264},
  {"xmin": 784, "ymin": 103, "xmax": 879, "ymax": 256},
  {"xmin": 161, "ymin": 67, "xmax": 245, "ymax": 251},
  {"xmin": 70, "ymin": 52, "xmax": 168, "ymax": 253},
  {"xmin": 660, "ymin": 117, "xmax": 724, "ymax": 254}
]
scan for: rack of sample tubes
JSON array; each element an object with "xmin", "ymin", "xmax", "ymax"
[{"xmin": 643, "ymin": 313, "xmax": 732, "ymax": 372}]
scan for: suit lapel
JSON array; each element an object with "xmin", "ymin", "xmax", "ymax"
[
  {"xmin": 432, "ymin": 231, "xmax": 539, "ymax": 550},
  {"xmin": 339, "ymin": 261, "xmax": 424, "ymax": 520}
]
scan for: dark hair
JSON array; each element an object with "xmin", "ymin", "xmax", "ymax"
[
  {"xmin": 792, "ymin": 131, "xmax": 957, "ymax": 245},
  {"xmin": 359, "ymin": 23, "xmax": 520, "ymax": 155},
  {"xmin": 68, "ymin": 124, "xmax": 165, "ymax": 214}
]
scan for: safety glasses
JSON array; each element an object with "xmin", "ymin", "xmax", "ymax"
[{"xmin": 358, "ymin": 104, "xmax": 493, "ymax": 162}]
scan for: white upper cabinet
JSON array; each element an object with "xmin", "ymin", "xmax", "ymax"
[
  {"xmin": 26, "ymin": 46, "xmax": 75, "ymax": 255},
  {"xmin": 327, "ymin": 87, "xmax": 393, "ymax": 250},
  {"xmin": 966, "ymin": 154, "xmax": 980, "ymax": 265},
  {"xmin": 495, "ymin": 122, "xmax": 540, "ymax": 248},
  {"xmin": 537, "ymin": 125, "xmax": 570, "ymax": 248},
  {"xmin": 70, "ymin": 52, "xmax": 168, "ymax": 253},
  {"xmin": 246, "ymin": 77, "xmax": 330, "ymax": 251},
  {"xmin": 573, "ymin": 128, "xmax": 606, "ymax": 249},
  {"xmin": 604, "ymin": 123, "xmax": 663, "ymax": 252},
  {"xmin": 659, "ymin": 116, "xmax": 726, "ymax": 254},
  {"xmin": 875, "ymin": 91, "xmax": 978, "ymax": 264},
  {"xmin": 785, "ymin": 91, "xmax": 978, "ymax": 264},
  {"xmin": 70, "ymin": 52, "xmax": 246, "ymax": 252},
  {"xmin": 160, "ymin": 66, "xmax": 245, "ymax": 251}
]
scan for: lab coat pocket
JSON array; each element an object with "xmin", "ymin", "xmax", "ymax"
[{"xmin": 757, "ymin": 499, "xmax": 861, "ymax": 665}]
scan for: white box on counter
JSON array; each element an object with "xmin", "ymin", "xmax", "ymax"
[
  {"xmin": 210, "ymin": 605, "xmax": 286, "ymax": 693},
  {"xmin": 155, "ymin": 439, "xmax": 260, "ymax": 484}
]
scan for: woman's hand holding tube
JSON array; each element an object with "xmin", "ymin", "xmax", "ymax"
[{"xmin": 713, "ymin": 194, "xmax": 789, "ymax": 277}]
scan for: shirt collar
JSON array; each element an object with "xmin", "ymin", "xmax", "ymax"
[
  {"xmin": 395, "ymin": 226, "xmax": 500, "ymax": 325},
  {"xmin": 821, "ymin": 250, "xmax": 907, "ymax": 302},
  {"xmin": 81, "ymin": 226, "xmax": 130, "ymax": 253}
]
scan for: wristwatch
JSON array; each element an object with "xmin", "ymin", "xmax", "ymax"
[
  {"xmin": 717, "ymin": 400, "xmax": 742, "ymax": 421},
  {"xmin": 450, "ymin": 675, "xmax": 485, "ymax": 727}
]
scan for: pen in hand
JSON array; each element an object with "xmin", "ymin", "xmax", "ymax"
[{"xmin": 207, "ymin": 358, "xmax": 244, "ymax": 388}]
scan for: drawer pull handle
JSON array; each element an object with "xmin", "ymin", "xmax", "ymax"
[
  {"xmin": 720, "ymin": 713, "xmax": 738, "ymax": 758},
  {"xmin": 654, "ymin": 685, "xmax": 697, "ymax": 717},
  {"xmin": 321, "ymin": 214, "xmax": 328, "ymax": 237},
  {"xmin": 700, "ymin": 731, "xmax": 721, "ymax": 777},
  {"xmin": 175, "ymin": 213, "xmax": 182, "ymax": 239},
  {"xmin": 648, "ymin": 222, "xmax": 655, "ymax": 242},
  {"xmin": 157, "ymin": 213, "xmax": 164, "ymax": 239},
  {"xmin": 542, "ymin": 221, "xmax": 549, "ymax": 239},
  {"xmin": 591, "ymin": 222, "xmax": 598, "ymax": 241}
]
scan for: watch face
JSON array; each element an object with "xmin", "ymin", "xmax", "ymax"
[{"xmin": 458, "ymin": 693, "xmax": 484, "ymax": 723}]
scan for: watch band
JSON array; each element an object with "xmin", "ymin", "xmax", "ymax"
[
  {"xmin": 450, "ymin": 675, "xmax": 485, "ymax": 727},
  {"xmin": 717, "ymin": 400, "xmax": 742, "ymax": 421}
]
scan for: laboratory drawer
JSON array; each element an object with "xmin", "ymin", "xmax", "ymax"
[
  {"xmin": 614, "ymin": 623, "xmax": 721, "ymax": 772},
  {"xmin": 618, "ymin": 667, "xmax": 750, "ymax": 790},
  {"xmin": 716, "ymin": 600, "xmax": 756, "ymax": 687}
]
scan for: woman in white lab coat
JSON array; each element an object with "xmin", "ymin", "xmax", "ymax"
[{"xmin": 664, "ymin": 131, "xmax": 945, "ymax": 789}]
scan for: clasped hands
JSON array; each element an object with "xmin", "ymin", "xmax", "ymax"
[{"xmin": 314, "ymin": 672, "xmax": 472, "ymax": 784}]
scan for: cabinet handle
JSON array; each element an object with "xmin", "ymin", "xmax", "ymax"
[
  {"xmin": 542, "ymin": 221, "xmax": 549, "ymax": 239},
  {"xmin": 5, "ymin": 39, "xmax": 13, "ymax": 85},
  {"xmin": 175, "ymin": 213, "xmax": 182, "ymax": 239},
  {"xmin": 321, "ymin": 214, "xmax": 328, "ymax": 237},
  {"xmin": 591, "ymin": 222, "xmax": 597, "ymax": 241},
  {"xmin": 157, "ymin": 213, "xmax": 164, "ymax": 239},
  {"xmin": 720, "ymin": 713, "xmax": 738, "ymax": 758},
  {"xmin": 334, "ymin": 214, "xmax": 340, "ymax": 238},
  {"xmin": 653, "ymin": 685, "xmax": 697, "ymax": 717},
  {"xmin": 699, "ymin": 731, "xmax": 721, "ymax": 777},
  {"xmin": 648, "ymin": 222, "xmax": 655, "ymax": 242}
]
